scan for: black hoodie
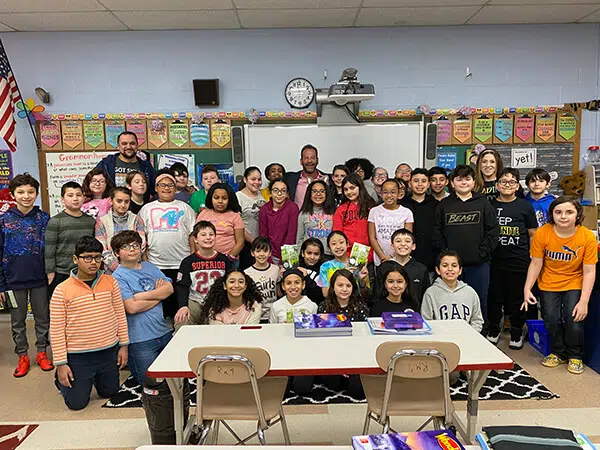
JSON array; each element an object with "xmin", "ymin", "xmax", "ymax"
[
  {"xmin": 432, "ymin": 192, "xmax": 499, "ymax": 266},
  {"xmin": 401, "ymin": 195, "xmax": 439, "ymax": 271}
]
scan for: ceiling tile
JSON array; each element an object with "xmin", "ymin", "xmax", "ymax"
[
  {"xmin": 115, "ymin": 10, "xmax": 240, "ymax": 30},
  {"xmin": 234, "ymin": 0, "xmax": 361, "ymax": 9},
  {"xmin": 238, "ymin": 8, "xmax": 357, "ymax": 28},
  {"xmin": 490, "ymin": 0, "xmax": 600, "ymax": 4},
  {"xmin": 469, "ymin": 4, "xmax": 600, "ymax": 24},
  {"xmin": 578, "ymin": 7, "xmax": 600, "ymax": 21},
  {"xmin": 356, "ymin": 6, "xmax": 480, "ymax": 26},
  {"xmin": 101, "ymin": 0, "xmax": 233, "ymax": 11},
  {"xmin": 0, "ymin": 11, "xmax": 126, "ymax": 31},
  {"xmin": 0, "ymin": 0, "xmax": 105, "ymax": 13},
  {"xmin": 363, "ymin": 0, "xmax": 485, "ymax": 6}
]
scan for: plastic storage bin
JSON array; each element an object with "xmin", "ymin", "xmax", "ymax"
[{"xmin": 526, "ymin": 320, "xmax": 550, "ymax": 356}]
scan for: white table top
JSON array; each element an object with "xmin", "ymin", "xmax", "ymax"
[{"xmin": 148, "ymin": 320, "xmax": 513, "ymax": 378}]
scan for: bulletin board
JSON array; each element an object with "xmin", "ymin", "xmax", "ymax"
[{"xmin": 37, "ymin": 119, "xmax": 234, "ymax": 215}]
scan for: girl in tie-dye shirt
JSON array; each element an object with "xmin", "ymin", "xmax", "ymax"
[{"xmin": 317, "ymin": 231, "xmax": 369, "ymax": 298}]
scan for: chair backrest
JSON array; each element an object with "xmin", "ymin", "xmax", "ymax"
[
  {"xmin": 188, "ymin": 346, "xmax": 271, "ymax": 384},
  {"xmin": 375, "ymin": 341, "xmax": 461, "ymax": 379}
]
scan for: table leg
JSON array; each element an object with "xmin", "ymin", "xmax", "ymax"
[
  {"xmin": 466, "ymin": 370, "xmax": 490, "ymax": 443},
  {"xmin": 166, "ymin": 378, "xmax": 184, "ymax": 445}
]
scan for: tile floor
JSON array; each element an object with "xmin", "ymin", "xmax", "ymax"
[{"xmin": 1, "ymin": 315, "xmax": 599, "ymax": 449}]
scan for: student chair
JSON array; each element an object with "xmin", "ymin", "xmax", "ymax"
[
  {"xmin": 187, "ymin": 346, "xmax": 291, "ymax": 446},
  {"xmin": 360, "ymin": 341, "xmax": 461, "ymax": 434}
]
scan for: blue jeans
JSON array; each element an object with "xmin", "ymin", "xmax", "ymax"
[
  {"xmin": 55, "ymin": 345, "xmax": 120, "ymax": 411},
  {"xmin": 462, "ymin": 263, "xmax": 490, "ymax": 321},
  {"xmin": 540, "ymin": 290, "xmax": 585, "ymax": 360},
  {"xmin": 128, "ymin": 332, "xmax": 172, "ymax": 385}
]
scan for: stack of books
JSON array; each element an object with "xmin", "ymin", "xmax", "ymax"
[
  {"xmin": 293, "ymin": 312, "xmax": 353, "ymax": 338},
  {"xmin": 352, "ymin": 430, "xmax": 466, "ymax": 450},
  {"xmin": 367, "ymin": 314, "xmax": 432, "ymax": 336}
]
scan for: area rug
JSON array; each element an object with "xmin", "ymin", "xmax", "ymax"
[
  {"xmin": 0, "ymin": 425, "xmax": 38, "ymax": 450},
  {"xmin": 103, "ymin": 363, "xmax": 557, "ymax": 408}
]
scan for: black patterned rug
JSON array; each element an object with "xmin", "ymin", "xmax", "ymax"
[{"xmin": 103, "ymin": 363, "xmax": 557, "ymax": 408}]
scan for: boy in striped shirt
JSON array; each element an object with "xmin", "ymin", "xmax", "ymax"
[{"xmin": 50, "ymin": 236, "xmax": 129, "ymax": 411}]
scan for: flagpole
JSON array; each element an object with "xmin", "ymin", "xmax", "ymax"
[{"xmin": 0, "ymin": 38, "xmax": 40, "ymax": 150}]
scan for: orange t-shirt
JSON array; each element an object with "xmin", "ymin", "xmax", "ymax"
[{"xmin": 530, "ymin": 224, "xmax": 598, "ymax": 292}]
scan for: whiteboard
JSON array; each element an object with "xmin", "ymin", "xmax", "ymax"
[
  {"xmin": 243, "ymin": 123, "xmax": 424, "ymax": 180},
  {"xmin": 45, "ymin": 151, "xmax": 114, "ymax": 216}
]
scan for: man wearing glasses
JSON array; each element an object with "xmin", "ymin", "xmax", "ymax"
[
  {"xmin": 284, "ymin": 144, "xmax": 330, "ymax": 208},
  {"xmin": 137, "ymin": 171, "xmax": 196, "ymax": 323},
  {"xmin": 96, "ymin": 132, "xmax": 156, "ymax": 195}
]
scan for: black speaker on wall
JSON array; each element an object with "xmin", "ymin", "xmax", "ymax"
[{"xmin": 193, "ymin": 79, "xmax": 220, "ymax": 106}]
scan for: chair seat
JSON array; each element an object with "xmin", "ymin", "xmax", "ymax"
[
  {"xmin": 200, "ymin": 376, "xmax": 288, "ymax": 421},
  {"xmin": 360, "ymin": 374, "xmax": 454, "ymax": 417}
]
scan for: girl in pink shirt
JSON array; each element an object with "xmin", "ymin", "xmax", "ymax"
[
  {"xmin": 81, "ymin": 169, "xmax": 114, "ymax": 220},
  {"xmin": 197, "ymin": 183, "xmax": 245, "ymax": 267},
  {"xmin": 200, "ymin": 270, "xmax": 263, "ymax": 325}
]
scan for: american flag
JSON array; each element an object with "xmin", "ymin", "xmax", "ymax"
[{"xmin": 0, "ymin": 40, "xmax": 21, "ymax": 153}]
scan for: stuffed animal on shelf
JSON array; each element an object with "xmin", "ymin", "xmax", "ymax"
[{"xmin": 559, "ymin": 170, "xmax": 586, "ymax": 197}]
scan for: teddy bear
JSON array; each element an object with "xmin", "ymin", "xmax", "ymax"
[{"xmin": 559, "ymin": 170, "xmax": 586, "ymax": 197}]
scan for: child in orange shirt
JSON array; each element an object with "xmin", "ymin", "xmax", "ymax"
[
  {"xmin": 50, "ymin": 236, "xmax": 129, "ymax": 410},
  {"xmin": 523, "ymin": 196, "xmax": 597, "ymax": 374}
]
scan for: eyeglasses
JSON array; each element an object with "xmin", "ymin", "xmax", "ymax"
[
  {"xmin": 77, "ymin": 255, "xmax": 103, "ymax": 263},
  {"xmin": 91, "ymin": 180, "xmax": 106, "ymax": 185},
  {"xmin": 271, "ymin": 188, "xmax": 287, "ymax": 194},
  {"xmin": 354, "ymin": 168, "xmax": 365, "ymax": 175},
  {"xmin": 312, "ymin": 189, "xmax": 326, "ymax": 195},
  {"xmin": 157, "ymin": 183, "xmax": 176, "ymax": 189},
  {"xmin": 121, "ymin": 243, "xmax": 141, "ymax": 251},
  {"xmin": 374, "ymin": 173, "xmax": 388, "ymax": 179},
  {"xmin": 498, "ymin": 180, "xmax": 518, "ymax": 187}
]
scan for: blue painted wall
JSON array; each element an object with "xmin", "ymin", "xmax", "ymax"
[{"xmin": 1, "ymin": 23, "xmax": 599, "ymax": 178}]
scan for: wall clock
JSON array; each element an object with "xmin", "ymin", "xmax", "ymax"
[{"xmin": 284, "ymin": 78, "xmax": 314, "ymax": 109}]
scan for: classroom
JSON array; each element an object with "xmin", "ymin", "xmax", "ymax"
[{"xmin": 1, "ymin": 1, "xmax": 600, "ymax": 450}]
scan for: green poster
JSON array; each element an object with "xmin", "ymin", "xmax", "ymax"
[
  {"xmin": 169, "ymin": 121, "xmax": 189, "ymax": 147},
  {"xmin": 473, "ymin": 117, "xmax": 493, "ymax": 143},
  {"xmin": 84, "ymin": 121, "xmax": 104, "ymax": 148}
]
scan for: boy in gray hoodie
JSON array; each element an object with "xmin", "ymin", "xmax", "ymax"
[{"xmin": 421, "ymin": 249, "xmax": 484, "ymax": 333}]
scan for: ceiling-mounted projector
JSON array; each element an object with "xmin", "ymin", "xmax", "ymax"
[{"xmin": 327, "ymin": 67, "xmax": 375, "ymax": 105}]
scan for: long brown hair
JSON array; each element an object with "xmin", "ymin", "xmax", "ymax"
[
  {"xmin": 82, "ymin": 168, "xmax": 114, "ymax": 200},
  {"xmin": 320, "ymin": 269, "xmax": 363, "ymax": 317},
  {"xmin": 340, "ymin": 173, "xmax": 376, "ymax": 218},
  {"xmin": 474, "ymin": 149, "xmax": 504, "ymax": 192}
]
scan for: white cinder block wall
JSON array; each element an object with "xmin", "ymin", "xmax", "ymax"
[{"xmin": 2, "ymin": 24, "xmax": 599, "ymax": 178}]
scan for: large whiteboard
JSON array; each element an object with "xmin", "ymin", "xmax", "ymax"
[
  {"xmin": 244, "ymin": 123, "xmax": 424, "ymax": 179},
  {"xmin": 45, "ymin": 151, "xmax": 114, "ymax": 216}
]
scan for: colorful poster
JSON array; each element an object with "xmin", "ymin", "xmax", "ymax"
[
  {"xmin": 515, "ymin": 116, "xmax": 534, "ymax": 142},
  {"xmin": 156, "ymin": 154, "xmax": 197, "ymax": 188},
  {"xmin": 473, "ymin": 117, "xmax": 493, "ymax": 143},
  {"xmin": 211, "ymin": 121, "xmax": 231, "ymax": 147},
  {"xmin": 558, "ymin": 115, "xmax": 577, "ymax": 140},
  {"xmin": 126, "ymin": 122, "xmax": 147, "ymax": 146},
  {"xmin": 436, "ymin": 150, "xmax": 458, "ymax": 170},
  {"xmin": 45, "ymin": 151, "xmax": 114, "ymax": 216},
  {"xmin": 0, "ymin": 150, "xmax": 13, "ymax": 190},
  {"xmin": 61, "ymin": 121, "xmax": 83, "ymax": 149},
  {"xmin": 83, "ymin": 121, "xmax": 104, "ymax": 148},
  {"xmin": 197, "ymin": 163, "xmax": 235, "ymax": 187},
  {"xmin": 191, "ymin": 123, "xmax": 210, "ymax": 147},
  {"xmin": 435, "ymin": 120, "xmax": 452, "ymax": 145},
  {"xmin": 536, "ymin": 115, "xmax": 555, "ymax": 142},
  {"xmin": 494, "ymin": 117, "xmax": 513, "ymax": 142},
  {"xmin": 169, "ymin": 121, "xmax": 189, "ymax": 147},
  {"xmin": 40, "ymin": 122, "xmax": 61, "ymax": 148},
  {"xmin": 148, "ymin": 122, "xmax": 168, "ymax": 148},
  {"xmin": 453, "ymin": 120, "xmax": 472, "ymax": 143},
  {"xmin": 105, "ymin": 122, "xmax": 125, "ymax": 148}
]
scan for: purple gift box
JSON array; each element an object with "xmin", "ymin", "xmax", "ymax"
[{"xmin": 382, "ymin": 312, "xmax": 424, "ymax": 330}]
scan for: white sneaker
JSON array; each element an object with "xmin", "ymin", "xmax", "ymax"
[{"xmin": 509, "ymin": 329, "xmax": 524, "ymax": 350}]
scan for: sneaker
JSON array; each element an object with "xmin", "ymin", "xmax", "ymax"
[
  {"xmin": 509, "ymin": 328, "xmax": 524, "ymax": 350},
  {"xmin": 568, "ymin": 359, "xmax": 584, "ymax": 374},
  {"xmin": 541, "ymin": 353, "xmax": 567, "ymax": 368},
  {"xmin": 36, "ymin": 351, "xmax": 54, "ymax": 371},
  {"xmin": 486, "ymin": 328, "xmax": 501, "ymax": 345},
  {"xmin": 13, "ymin": 355, "xmax": 30, "ymax": 378}
]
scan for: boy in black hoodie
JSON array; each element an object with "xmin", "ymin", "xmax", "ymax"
[
  {"xmin": 401, "ymin": 168, "xmax": 439, "ymax": 275},
  {"xmin": 432, "ymin": 165, "xmax": 499, "ymax": 321}
]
